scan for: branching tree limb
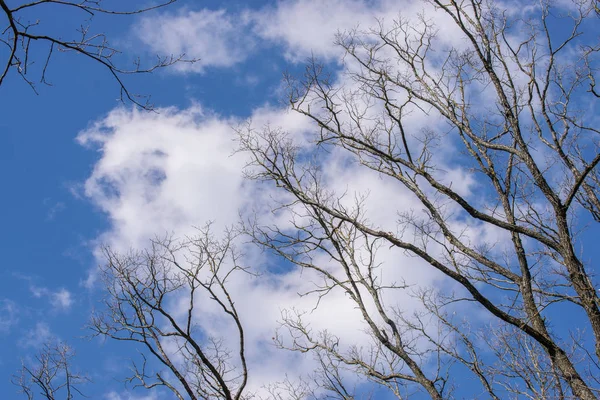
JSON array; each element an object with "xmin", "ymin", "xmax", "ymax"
[
  {"xmin": 0, "ymin": 0, "xmax": 193, "ymax": 109},
  {"xmin": 90, "ymin": 225, "xmax": 249, "ymax": 400},
  {"xmin": 12, "ymin": 341, "xmax": 90, "ymax": 400}
]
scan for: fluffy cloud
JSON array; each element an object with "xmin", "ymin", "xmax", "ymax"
[
  {"xmin": 136, "ymin": 9, "xmax": 254, "ymax": 73},
  {"xmin": 50, "ymin": 288, "xmax": 73, "ymax": 311},
  {"xmin": 105, "ymin": 391, "xmax": 159, "ymax": 400},
  {"xmin": 250, "ymin": 0, "xmax": 381, "ymax": 62},
  {"xmin": 30, "ymin": 286, "xmax": 73, "ymax": 311},
  {"xmin": 78, "ymin": 106, "xmax": 247, "ymax": 250}
]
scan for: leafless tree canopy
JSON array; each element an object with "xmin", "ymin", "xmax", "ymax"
[
  {"xmin": 13, "ymin": 342, "xmax": 90, "ymax": 400},
  {"xmin": 90, "ymin": 226, "xmax": 249, "ymax": 400},
  {"xmin": 0, "ymin": 0, "xmax": 190, "ymax": 109},
  {"xmin": 239, "ymin": 0, "xmax": 600, "ymax": 398}
]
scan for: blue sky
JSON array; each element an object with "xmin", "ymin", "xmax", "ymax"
[{"xmin": 1, "ymin": 0, "xmax": 599, "ymax": 399}]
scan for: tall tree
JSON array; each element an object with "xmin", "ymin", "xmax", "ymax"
[{"xmin": 240, "ymin": 0, "xmax": 600, "ymax": 398}]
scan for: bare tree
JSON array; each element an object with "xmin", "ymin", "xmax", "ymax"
[
  {"xmin": 0, "ymin": 0, "xmax": 191, "ymax": 109},
  {"xmin": 13, "ymin": 341, "xmax": 90, "ymax": 400},
  {"xmin": 239, "ymin": 0, "xmax": 600, "ymax": 398},
  {"xmin": 90, "ymin": 225, "xmax": 250, "ymax": 400}
]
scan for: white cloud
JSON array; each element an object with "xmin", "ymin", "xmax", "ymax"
[
  {"xmin": 51, "ymin": 289, "xmax": 73, "ymax": 311},
  {"xmin": 105, "ymin": 391, "xmax": 159, "ymax": 400},
  {"xmin": 30, "ymin": 285, "xmax": 73, "ymax": 312},
  {"xmin": 135, "ymin": 9, "xmax": 254, "ymax": 73},
  {"xmin": 78, "ymin": 106, "xmax": 247, "ymax": 251},
  {"xmin": 78, "ymin": 100, "xmax": 468, "ymax": 393},
  {"xmin": 250, "ymin": 0, "xmax": 379, "ymax": 62}
]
